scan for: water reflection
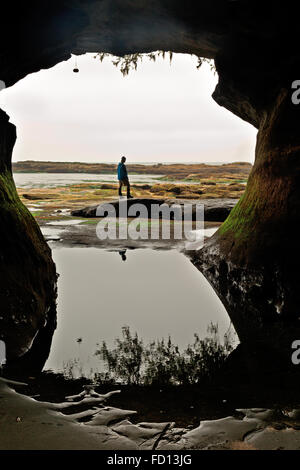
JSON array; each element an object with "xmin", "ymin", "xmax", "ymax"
[
  {"xmin": 13, "ymin": 172, "xmax": 165, "ymax": 189},
  {"xmin": 119, "ymin": 249, "xmax": 127, "ymax": 262},
  {"xmin": 44, "ymin": 247, "xmax": 233, "ymax": 378},
  {"xmin": 2, "ymin": 243, "xmax": 300, "ymax": 450}
]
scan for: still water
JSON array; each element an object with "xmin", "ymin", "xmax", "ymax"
[
  {"xmin": 13, "ymin": 172, "xmax": 164, "ymax": 188},
  {"xmin": 44, "ymin": 247, "xmax": 233, "ymax": 377},
  {"xmin": 13, "ymin": 172, "xmax": 199, "ymax": 188}
]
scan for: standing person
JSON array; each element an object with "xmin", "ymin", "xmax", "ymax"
[{"xmin": 117, "ymin": 156, "xmax": 133, "ymax": 198}]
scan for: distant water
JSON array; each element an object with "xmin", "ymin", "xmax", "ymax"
[
  {"xmin": 13, "ymin": 172, "xmax": 165, "ymax": 189},
  {"xmin": 94, "ymin": 161, "xmax": 227, "ymax": 165}
]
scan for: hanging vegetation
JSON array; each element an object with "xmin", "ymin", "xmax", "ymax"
[{"xmin": 94, "ymin": 51, "xmax": 215, "ymax": 76}]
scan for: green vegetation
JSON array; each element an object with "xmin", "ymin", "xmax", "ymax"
[
  {"xmin": 218, "ymin": 176, "xmax": 261, "ymax": 242},
  {"xmin": 0, "ymin": 170, "xmax": 50, "ymax": 260},
  {"xmin": 14, "ymin": 162, "xmax": 252, "ymax": 226},
  {"xmin": 0, "ymin": 170, "xmax": 36, "ymax": 223},
  {"xmin": 79, "ymin": 219, "xmax": 100, "ymax": 225},
  {"xmin": 95, "ymin": 51, "xmax": 215, "ymax": 76},
  {"xmin": 0, "ymin": 170, "xmax": 20, "ymax": 203},
  {"xmin": 94, "ymin": 324, "xmax": 235, "ymax": 386}
]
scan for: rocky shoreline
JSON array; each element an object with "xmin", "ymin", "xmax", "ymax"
[
  {"xmin": 33, "ymin": 198, "xmax": 237, "ymax": 250},
  {"xmin": 13, "ymin": 161, "xmax": 252, "ymax": 182}
]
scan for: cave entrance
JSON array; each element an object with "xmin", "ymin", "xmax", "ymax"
[
  {"xmin": 0, "ymin": 52, "xmax": 256, "ymax": 168},
  {"xmin": 0, "ymin": 51, "xmax": 254, "ymax": 381}
]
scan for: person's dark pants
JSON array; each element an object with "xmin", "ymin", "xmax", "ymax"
[{"xmin": 118, "ymin": 178, "xmax": 131, "ymax": 197}]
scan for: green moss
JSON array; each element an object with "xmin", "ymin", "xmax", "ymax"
[
  {"xmin": 218, "ymin": 177, "xmax": 261, "ymax": 243},
  {"xmin": 30, "ymin": 211, "xmax": 43, "ymax": 217},
  {"xmin": 80, "ymin": 219, "xmax": 100, "ymax": 225},
  {"xmin": 0, "ymin": 171, "xmax": 20, "ymax": 203},
  {"xmin": 0, "ymin": 170, "xmax": 45, "ymax": 246},
  {"xmin": 0, "ymin": 172, "xmax": 32, "ymax": 221}
]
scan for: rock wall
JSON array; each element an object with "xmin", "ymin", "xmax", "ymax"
[
  {"xmin": 0, "ymin": 110, "xmax": 57, "ymax": 364},
  {"xmin": 191, "ymin": 87, "xmax": 300, "ymax": 379}
]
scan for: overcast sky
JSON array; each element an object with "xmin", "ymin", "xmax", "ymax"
[{"xmin": 0, "ymin": 53, "xmax": 257, "ymax": 164}]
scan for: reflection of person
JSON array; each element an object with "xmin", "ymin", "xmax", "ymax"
[
  {"xmin": 119, "ymin": 250, "xmax": 127, "ymax": 262},
  {"xmin": 118, "ymin": 156, "xmax": 133, "ymax": 198}
]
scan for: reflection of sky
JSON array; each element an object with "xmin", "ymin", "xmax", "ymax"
[
  {"xmin": 0, "ymin": 54, "xmax": 256, "ymax": 164},
  {"xmin": 45, "ymin": 247, "xmax": 234, "ymax": 376}
]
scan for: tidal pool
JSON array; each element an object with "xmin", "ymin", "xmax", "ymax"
[
  {"xmin": 13, "ymin": 172, "xmax": 164, "ymax": 188},
  {"xmin": 45, "ymin": 247, "xmax": 235, "ymax": 378}
]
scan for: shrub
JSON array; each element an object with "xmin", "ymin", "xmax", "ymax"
[
  {"xmin": 95, "ymin": 323, "xmax": 235, "ymax": 386},
  {"xmin": 95, "ymin": 326, "xmax": 144, "ymax": 385}
]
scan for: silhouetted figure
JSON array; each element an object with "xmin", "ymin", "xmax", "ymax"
[
  {"xmin": 118, "ymin": 156, "xmax": 133, "ymax": 198},
  {"xmin": 119, "ymin": 250, "xmax": 127, "ymax": 262}
]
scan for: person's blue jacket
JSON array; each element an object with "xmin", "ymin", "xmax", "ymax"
[{"xmin": 117, "ymin": 162, "xmax": 128, "ymax": 181}]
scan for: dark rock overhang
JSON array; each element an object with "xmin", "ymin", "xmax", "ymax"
[{"xmin": 0, "ymin": 1, "xmax": 299, "ymax": 128}]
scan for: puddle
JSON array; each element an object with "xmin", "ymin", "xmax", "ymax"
[
  {"xmin": 47, "ymin": 219, "xmax": 85, "ymax": 226},
  {"xmin": 40, "ymin": 226, "xmax": 63, "ymax": 240},
  {"xmin": 53, "ymin": 209, "xmax": 71, "ymax": 215},
  {"xmin": 194, "ymin": 227, "xmax": 218, "ymax": 238},
  {"xmin": 45, "ymin": 247, "xmax": 234, "ymax": 377},
  {"xmin": 13, "ymin": 172, "xmax": 165, "ymax": 188},
  {"xmin": 28, "ymin": 206, "xmax": 43, "ymax": 213}
]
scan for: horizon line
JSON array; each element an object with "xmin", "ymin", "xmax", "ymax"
[{"xmin": 12, "ymin": 160, "xmax": 252, "ymax": 165}]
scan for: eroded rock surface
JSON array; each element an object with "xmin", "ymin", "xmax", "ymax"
[{"xmin": 1, "ymin": 379, "xmax": 300, "ymax": 450}]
